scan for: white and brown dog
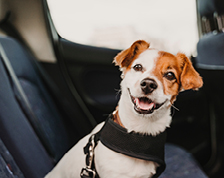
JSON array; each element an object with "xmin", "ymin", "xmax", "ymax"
[{"xmin": 45, "ymin": 40, "xmax": 203, "ymax": 178}]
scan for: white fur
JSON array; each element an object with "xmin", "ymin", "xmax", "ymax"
[
  {"xmin": 45, "ymin": 49, "xmax": 172, "ymax": 178},
  {"xmin": 120, "ymin": 49, "xmax": 172, "ymax": 135}
]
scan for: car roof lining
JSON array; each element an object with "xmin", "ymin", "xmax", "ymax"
[
  {"xmin": 0, "ymin": 0, "xmax": 56, "ymax": 63},
  {"xmin": 0, "ymin": 0, "xmax": 9, "ymax": 22}
]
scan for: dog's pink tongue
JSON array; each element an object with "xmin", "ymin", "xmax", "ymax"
[{"xmin": 136, "ymin": 98, "xmax": 154, "ymax": 110}]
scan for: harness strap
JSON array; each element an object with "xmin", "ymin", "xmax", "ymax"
[
  {"xmin": 100, "ymin": 118, "xmax": 166, "ymax": 178},
  {"xmin": 81, "ymin": 116, "xmax": 167, "ymax": 178}
]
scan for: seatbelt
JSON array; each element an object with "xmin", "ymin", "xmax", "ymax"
[
  {"xmin": 0, "ymin": 42, "xmax": 55, "ymax": 159},
  {"xmin": 31, "ymin": 58, "xmax": 97, "ymax": 133},
  {"xmin": 1, "ymin": 13, "xmax": 96, "ymax": 129},
  {"xmin": 43, "ymin": 5, "xmax": 97, "ymax": 128}
]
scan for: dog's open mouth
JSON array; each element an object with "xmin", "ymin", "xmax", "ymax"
[{"xmin": 128, "ymin": 88, "xmax": 166, "ymax": 114}]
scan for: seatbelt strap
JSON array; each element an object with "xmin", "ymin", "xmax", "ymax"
[
  {"xmin": 0, "ymin": 43, "xmax": 30, "ymax": 109},
  {"xmin": 0, "ymin": 42, "xmax": 55, "ymax": 159},
  {"xmin": 31, "ymin": 58, "xmax": 96, "ymax": 134}
]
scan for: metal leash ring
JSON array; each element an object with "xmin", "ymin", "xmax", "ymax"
[{"xmin": 80, "ymin": 135, "xmax": 96, "ymax": 178}]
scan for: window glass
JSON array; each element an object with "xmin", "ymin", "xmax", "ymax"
[{"xmin": 47, "ymin": 0, "xmax": 198, "ymax": 56}]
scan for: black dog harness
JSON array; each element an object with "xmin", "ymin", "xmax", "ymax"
[{"xmin": 80, "ymin": 117, "xmax": 167, "ymax": 178}]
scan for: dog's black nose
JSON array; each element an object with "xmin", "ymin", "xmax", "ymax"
[{"xmin": 140, "ymin": 78, "xmax": 158, "ymax": 94}]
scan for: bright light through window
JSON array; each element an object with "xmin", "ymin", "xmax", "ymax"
[{"xmin": 47, "ymin": 0, "xmax": 198, "ymax": 56}]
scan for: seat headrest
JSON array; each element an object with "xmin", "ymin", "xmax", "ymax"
[
  {"xmin": 196, "ymin": 32, "xmax": 224, "ymax": 69},
  {"xmin": 197, "ymin": 0, "xmax": 224, "ymax": 17}
]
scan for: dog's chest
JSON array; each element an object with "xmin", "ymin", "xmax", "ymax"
[{"xmin": 95, "ymin": 142, "xmax": 158, "ymax": 178}]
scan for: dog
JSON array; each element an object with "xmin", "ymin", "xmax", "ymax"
[{"xmin": 45, "ymin": 40, "xmax": 203, "ymax": 178}]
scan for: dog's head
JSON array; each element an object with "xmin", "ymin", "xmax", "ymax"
[{"xmin": 114, "ymin": 40, "xmax": 203, "ymax": 116}]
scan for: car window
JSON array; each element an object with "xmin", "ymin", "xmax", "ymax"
[{"xmin": 47, "ymin": 0, "xmax": 198, "ymax": 56}]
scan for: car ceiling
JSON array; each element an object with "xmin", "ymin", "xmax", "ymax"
[{"xmin": 0, "ymin": 0, "xmax": 56, "ymax": 63}]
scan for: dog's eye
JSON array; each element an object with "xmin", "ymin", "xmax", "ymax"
[
  {"xmin": 133, "ymin": 64, "xmax": 143, "ymax": 71},
  {"xmin": 164, "ymin": 72, "xmax": 176, "ymax": 80}
]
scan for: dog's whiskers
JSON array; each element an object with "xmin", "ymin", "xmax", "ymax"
[
  {"xmin": 171, "ymin": 104, "xmax": 179, "ymax": 111},
  {"xmin": 115, "ymin": 88, "xmax": 121, "ymax": 97}
]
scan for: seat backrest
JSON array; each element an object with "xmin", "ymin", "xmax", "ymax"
[
  {"xmin": 0, "ymin": 45, "xmax": 53, "ymax": 177},
  {"xmin": 0, "ymin": 36, "xmax": 73, "ymax": 159},
  {"xmin": 0, "ymin": 36, "xmax": 80, "ymax": 177}
]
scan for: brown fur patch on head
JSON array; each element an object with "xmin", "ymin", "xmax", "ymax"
[
  {"xmin": 153, "ymin": 51, "xmax": 203, "ymax": 104},
  {"xmin": 153, "ymin": 51, "xmax": 181, "ymax": 103},
  {"xmin": 113, "ymin": 40, "xmax": 150, "ymax": 73}
]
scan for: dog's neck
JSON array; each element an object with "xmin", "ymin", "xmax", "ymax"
[
  {"xmin": 112, "ymin": 107, "xmax": 124, "ymax": 127},
  {"xmin": 116, "ymin": 92, "xmax": 172, "ymax": 136}
]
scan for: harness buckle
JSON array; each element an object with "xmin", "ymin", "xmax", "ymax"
[
  {"xmin": 81, "ymin": 135, "xmax": 97, "ymax": 178},
  {"xmin": 80, "ymin": 167, "xmax": 96, "ymax": 178},
  {"xmin": 87, "ymin": 135, "xmax": 95, "ymax": 169}
]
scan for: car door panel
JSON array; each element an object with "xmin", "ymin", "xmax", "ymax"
[{"xmin": 58, "ymin": 38, "xmax": 121, "ymax": 122}]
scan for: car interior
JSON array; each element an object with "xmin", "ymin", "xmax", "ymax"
[{"xmin": 0, "ymin": 0, "xmax": 223, "ymax": 177}]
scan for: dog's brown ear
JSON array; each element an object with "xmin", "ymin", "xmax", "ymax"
[
  {"xmin": 177, "ymin": 53, "xmax": 203, "ymax": 90},
  {"xmin": 114, "ymin": 40, "xmax": 150, "ymax": 69}
]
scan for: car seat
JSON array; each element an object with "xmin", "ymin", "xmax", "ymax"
[
  {"xmin": 0, "ymin": 36, "xmax": 73, "ymax": 178},
  {"xmin": 196, "ymin": 0, "xmax": 224, "ymax": 175},
  {"xmin": 0, "ymin": 29, "xmax": 97, "ymax": 178}
]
